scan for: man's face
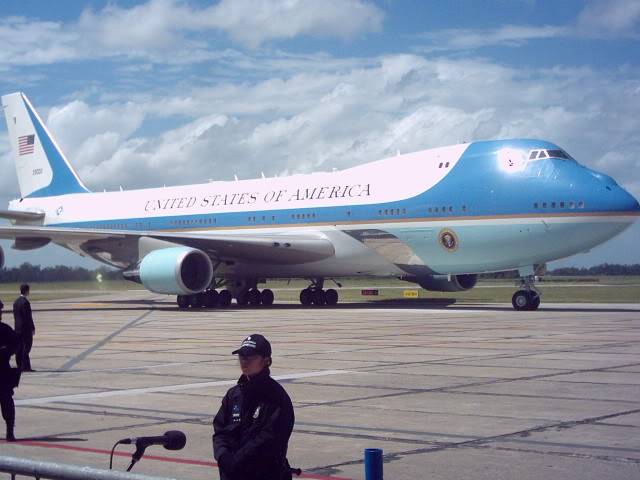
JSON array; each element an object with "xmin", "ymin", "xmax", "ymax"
[{"xmin": 238, "ymin": 353, "xmax": 269, "ymax": 377}]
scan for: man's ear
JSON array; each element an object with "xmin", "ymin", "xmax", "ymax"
[{"xmin": 266, "ymin": 357, "xmax": 272, "ymax": 368}]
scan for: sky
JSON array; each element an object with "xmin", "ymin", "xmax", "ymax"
[{"xmin": 0, "ymin": 0, "xmax": 639, "ymax": 269}]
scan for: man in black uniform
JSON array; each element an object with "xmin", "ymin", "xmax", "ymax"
[
  {"xmin": 213, "ymin": 334, "xmax": 294, "ymax": 480},
  {"xmin": 13, "ymin": 284, "xmax": 35, "ymax": 372},
  {"xmin": 0, "ymin": 300, "xmax": 19, "ymax": 441}
]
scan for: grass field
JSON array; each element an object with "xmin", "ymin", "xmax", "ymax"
[{"xmin": 0, "ymin": 276, "xmax": 638, "ymax": 304}]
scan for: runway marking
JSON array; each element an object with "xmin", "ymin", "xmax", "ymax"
[
  {"xmin": 0, "ymin": 440, "xmax": 354, "ymax": 480},
  {"xmin": 15, "ymin": 370, "xmax": 352, "ymax": 406},
  {"xmin": 56, "ymin": 310, "xmax": 154, "ymax": 372}
]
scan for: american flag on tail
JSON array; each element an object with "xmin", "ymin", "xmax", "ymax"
[{"xmin": 18, "ymin": 134, "xmax": 35, "ymax": 155}]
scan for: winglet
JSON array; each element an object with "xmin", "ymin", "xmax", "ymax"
[{"xmin": 1, "ymin": 92, "xmax": 90, "ymax": 198}]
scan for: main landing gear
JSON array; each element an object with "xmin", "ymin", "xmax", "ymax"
[
  {"xmin": 512, "ymin": 267, "xmax": 541, "ymax": 311},
  {"xmin": 176, "ymin": 278, "xmax": 275, "ymax": 309},
  {"xmin": 299, "ymin": 278, "xmax": 339, "ymax": 306}
]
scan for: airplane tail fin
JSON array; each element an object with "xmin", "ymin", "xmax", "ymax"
[{"xmin": 1, "ymin": 92, "xmax": 90, "ymax": 198}]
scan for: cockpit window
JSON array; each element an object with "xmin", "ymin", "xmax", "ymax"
[
  {"xmin": 528, "ymin": 148, "xmax": 575, "ymax": 161},
  {"xmin": 547, "ymin": 149, "xmax": 571, "ymax": 159}
]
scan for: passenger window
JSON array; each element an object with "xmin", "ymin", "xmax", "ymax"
[
  {"xmin": 578, "ymin": 201, "xmax": 584, "ymax": 208},
  {"xmin": 542, "ymin": 202, "xmax": 547, "ymax": 208},
  {"xmin": 551, "ymin": 202, "xmax": 556, "ymax": 208}
]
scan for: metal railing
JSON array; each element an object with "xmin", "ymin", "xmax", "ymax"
[{"xmin": 0, "ymin": 456, "xmax": 178, "ymax": 480}]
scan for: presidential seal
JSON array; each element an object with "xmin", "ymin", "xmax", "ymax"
[{"xmin": 439, "ymin": 229, "xmax": 458, "ymax": 252}]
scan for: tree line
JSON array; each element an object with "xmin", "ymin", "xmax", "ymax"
[
  {"xmin": 0, "ymin": 263, "xmax": 122, "ymax": 283},
  {"xmin": 0, "ymin": 262, "xmax": 639, "ymax": 283}
]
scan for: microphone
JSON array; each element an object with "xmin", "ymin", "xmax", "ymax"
[{"xmin": 119, "ymin": 430, "xmax": 186, "ymax": 450}]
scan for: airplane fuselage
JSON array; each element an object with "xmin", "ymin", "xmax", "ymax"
[{"xmin": 9, "ymin": 139, "xmax": 639, "ymax": 278}]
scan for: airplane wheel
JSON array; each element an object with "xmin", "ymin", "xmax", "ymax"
[
  {"xmin": 204, "ymin": 290, "xmax": 219, "ymax": 308},
  {"xmin": 325, "ymin": 288, "xmax": 338, "ymax": 306},
  {"xmin": 177, "ymin": 295, "xmax": 190, "ymax": 309},
  {"xmin": 312, "ymin": 289, "xmax": 326, "ymax": 306},
  {"xmin": 190, "ymin": 293, "xmax": 204, "ymax": 308},
  {"xmin": 512, "ymin": 290, "xmax": 529, "ymax": 311},
  {"xmin": 218, "ymin": 290, "xmax": 233, "ymax": 307},
  {"xmin": 527, "ymin": 291, "xmax": 541, "ymax": 310},
  {"xmin": 247, "ymin": 289, "xmax": 261, "ymax": 306},
  {"xmin": 236, "ymin": 292, "xmax": 249, "ymax": 306},
  {"xmin": 300, "ymin": 288, "xmax": 312, "ymax": 306},
  {"xmin": 261, "ymin": 289, "xmax": 274, "ymax": 306}
]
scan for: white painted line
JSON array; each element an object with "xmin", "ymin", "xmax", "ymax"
[{"xmin": 15, "ymin": 369, "xmax": 352, "ymax": 406}]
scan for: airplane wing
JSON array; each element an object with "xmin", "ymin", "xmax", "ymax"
[{"xmin": 0, "ymin": 225, "xmax": 335, "ymax": 266}]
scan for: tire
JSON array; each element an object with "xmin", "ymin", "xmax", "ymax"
[
  {"xmin": 190, "ymin": 293, "xmax": 204, "ymax": 308},
  {"xmin": 312, "ymin": 289, "xmax": 326, "ymax": 306},
  {"xmin": 527, "ymin": 291, "xmax": 541, "ymax": 310},
  {"xmin": 236, "ymin": 292, "xmax": 249, "ymax": 306},
  {"xmin": 325, "ymin": 288, "xmax": 339, "ymax": 306},
  {"xmin": 218, "ymin": 290, "xmax": 233, "ymax": 307},
  {"xmin": 512, "ymin": 290, "xmax": 529, "ymax": 311},
  {"xmin": 261, "ymin": 289, "xmax": 275, "ymax": 306},
  {"xmin": 204, "ymin": 290, "xmax": 219, "ymax": 308},
  {"xmin": 247, "ymin": 289, "xmax": 261, "ymax": 306},
  {"xmin": 300, "ymin": 288, "xmax": 312, "ymax": 306},
  {"xmin": 177, "ymin": 295, "xmax": 190, "ymax": 309}
]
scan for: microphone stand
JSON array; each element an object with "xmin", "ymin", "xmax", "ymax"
[{"xmin": 127, "ymin": 444, "xmax": 147, "ymax": 472}]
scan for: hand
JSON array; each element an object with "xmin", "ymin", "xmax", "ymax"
[{"xmin": 218, "ymin": 453, "xmax": 235, "ymax": 473}]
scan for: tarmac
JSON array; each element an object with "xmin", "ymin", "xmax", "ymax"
[{"xmin": 1, "ymin": 291, "xmax": 639, "ymax": 479}]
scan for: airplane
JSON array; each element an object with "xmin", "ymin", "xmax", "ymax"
[{"xmin": 0, "ymin": 92, "xmax": 638, "ymax": 311}]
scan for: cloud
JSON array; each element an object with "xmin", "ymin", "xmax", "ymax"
[
  {"xmin": 577, "ymin": 0, "xmax": 640, "ymax": 36},
  {"xmin": 417, "ymin": 0, "xmax": 640, "ymax": 52},
  {"xmin": 204, "ymin": 0, "xmax": 383, "ymax": 48},
  {"xmin": 417, "ymin": 24, "xmax": 568, "ymax": 51},
  {"xmin": 0, "ymin": 0, "xmax": 383, "ymax": 70}
]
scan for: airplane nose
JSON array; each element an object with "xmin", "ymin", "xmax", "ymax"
[{"xmin": 614, "ymin": 186, "xmax": 640, "ymax": 214}]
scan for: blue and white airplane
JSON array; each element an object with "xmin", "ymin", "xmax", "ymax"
[{"xmin": 1, "ymin": 92, "xmax": 638, "ymax": 310}]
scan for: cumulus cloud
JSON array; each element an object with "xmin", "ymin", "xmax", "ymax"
[
  {"xmin": 204, "ymin": 0, "xmax": 383, "ymax": 48},
  {"xmin": 0, "ymin": 0, "xmax": 383, "ymax": 69}
]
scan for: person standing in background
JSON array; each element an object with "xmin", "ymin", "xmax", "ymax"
[
  {"xmin": 0, "ymin": 300, "xmax": 19, "ymax": 441},
  {"xmin": 13, "ymin": 284, "xmax": 35, "ymax": 372}
]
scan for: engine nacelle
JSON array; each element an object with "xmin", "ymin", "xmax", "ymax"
[
  {"xmin": 139, "ymin": 247, "xmax": 213, "ymax": 295},
  {"xmin": 416, "ymin": 274, "xmax": 478, "ymax": 292}
]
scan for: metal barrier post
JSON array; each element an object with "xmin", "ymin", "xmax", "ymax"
[{"xmin": 364, "ymin": 448, "xmax": 383, "ymax": 480}]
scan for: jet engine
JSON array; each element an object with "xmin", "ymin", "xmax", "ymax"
[
  {"xmin": 139, "ymin": 247, "xmax": 213, "ymax": 295},
  {"xmin": 414, "ymin": 273, "xmax": 478, "ymax": 292}
]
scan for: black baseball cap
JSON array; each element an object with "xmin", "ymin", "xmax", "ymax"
[{"xmin": 232, "ymin": 334, "xmax": 272, "ymax": 357}]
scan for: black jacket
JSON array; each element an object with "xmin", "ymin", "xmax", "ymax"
[
  {"xmin": 0, "ymin": 322, "xmax": 19, "ymax": 391},
  {"xmin": 213, "ymin": 369, "xmax": 294, "ymax": 480},
  {"xmin": 13, "ymin": 296, "xmax": 34, "ymax": 337}
]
